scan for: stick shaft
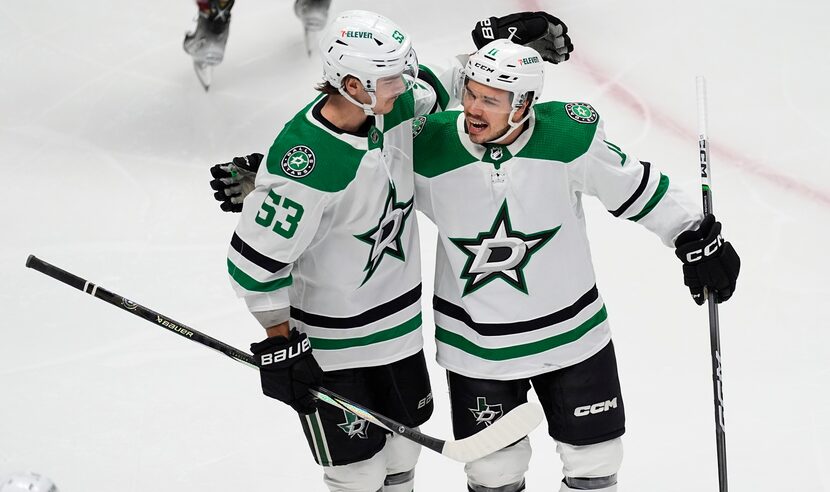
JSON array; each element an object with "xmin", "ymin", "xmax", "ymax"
[
  {"xmin": 695, "ymin": 76, "xmax": 728, "ymax": 492},
  {"xmin": 24, "ymin": 255, "xmax": 447, "ymax": 456},
  {"xmin": 25, "ymin": 255, "xmax": 256, "ymax": 368}
]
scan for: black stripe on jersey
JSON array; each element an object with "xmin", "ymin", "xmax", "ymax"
[
  {"xmin": 231, "ymin": 233, "xmax": 289, "ymax": 273},
  {"xmin": 291, "ymin": 284, "xmax": 422, "ymax": 329},
  {"xmin": 433, "ymin": 285, "xmax": 599, "ymax": 337},
  {"xmin": 609, "ymin": 161, "xmax": 651, "ymax": 218}
]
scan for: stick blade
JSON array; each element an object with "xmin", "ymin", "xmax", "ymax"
[{"xmin": 441, "ymin": 402, "xmax": 544, "ymax": 462}]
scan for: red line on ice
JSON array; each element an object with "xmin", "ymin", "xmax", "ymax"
[{"xmin": 517, "ymin": 0, "xmax": 830, "ymax": 208}]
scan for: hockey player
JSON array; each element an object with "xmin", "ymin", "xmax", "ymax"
[
  {"xmin": 409, "ymin": 39, "xmax": 740, "ymax": 491},
  {"xmin": 183, "ymin": 0, "xmax": 332, "ymax": 90},
  {"xmin": 209, "ymin": 12, "xmax": 574, "ymax": 492},
  {"xmin": 227, "ymin": 12, "xmax": 437, "ymax": 491}
]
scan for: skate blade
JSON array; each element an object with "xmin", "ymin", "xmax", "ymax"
[{"xmin": 193, "ymin": 61, "xmax": 213, "ymax": 91}]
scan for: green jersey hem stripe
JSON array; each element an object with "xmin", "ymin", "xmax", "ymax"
[
  {"xmin": 227, "ymin": 259, "xmax": 293, "ymax": 292},
  {"xmin": 629, "ymin": 173, "xmax": 670, "ymax": 222},
  {"xmin": 435, "ymin": 305, "xmax": 607, "ymax": 361},
  {"xmin": 309, "ymin": 313, "xmax": 421, "ymax": 350}
]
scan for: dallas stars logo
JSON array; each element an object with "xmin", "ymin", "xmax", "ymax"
[
  {"xmin": 450, "ymin": 200, "xmax": 560, "ymax": 296},
  {"xmin": 565, "ymin": 102, "xmax": 598, "ymax": 124},
  {"xmin": 337, "ymin": 411, "xmax": 369, "ymax": 439},
  {"xmin": 469, "ymin": 397, "xmax": 503, "ymax": 427},
  {"xmin": 355, "ymin": 183, "xmax": 414, "ymax": 285},
  {"xmin": 281, "ymin": 145, "xmax": 316, "ymax": 178}
]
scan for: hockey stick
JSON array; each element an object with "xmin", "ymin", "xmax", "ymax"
[
  {"xmin": 25, "ymin": 255, "xmax": 543, "ymax": 463},
  {"xmin": 696, "ymin": 76, "xmax": 728, "ymax": 492}
]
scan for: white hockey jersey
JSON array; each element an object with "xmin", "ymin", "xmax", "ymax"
[
  {"xmin": 228, "ymin": 82, "xmax": 440, "ymax": 371},
  {"xmin": 413, "ymin": 101, "xmax": 703, "ymax": 380}
]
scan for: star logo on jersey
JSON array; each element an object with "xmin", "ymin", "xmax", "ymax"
[
  {"xmin": 565, "ymin": 102, "xmax": 598, "ymax": 124},
  {"xmin": 469, "ymin": 397, "xmax": 503, "ymax": 427},
  {"xmin": 281, "ymin": 145, "xmax": 316, "ymax": 178},
  {"xmin": 355, "ymin": 182, "xmax": 414, "ymax": 285},
  {"xmin": 412, "ymin": 116, "xmax": 427, "ymax": 138},
  {"xmin": 450, "ymin": 200, "xmax": 560, "ymax": 296},
  {"xmin": 337, "ymin": 411, "xmax": 370, "ymax": 439}
]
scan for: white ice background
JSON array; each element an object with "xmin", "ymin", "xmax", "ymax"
[{"xmin": 2, "ymin": 0, "xmax": 829, "ymax": 490}]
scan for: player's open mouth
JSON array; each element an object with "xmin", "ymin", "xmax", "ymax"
[{"xmin": 466, "ymin": 117, "xmax": 488, "ymax": 134}]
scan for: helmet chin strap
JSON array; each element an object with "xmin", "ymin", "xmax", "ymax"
[
  {"xmin": 486, "ymin": 106, "xmax": 532, "ymax": 144},
  {"xmin": 339, "ymin": 87, "xmax": 378, "ymax": 115}
]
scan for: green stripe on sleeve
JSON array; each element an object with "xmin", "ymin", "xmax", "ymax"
[
  {"xmin": 435, "ymin": 306, "xmax": 607, "ymax": 361},
  {"xmin": 227, "ymin": 259, "xmax": 293, "ymax": 292},
  {"xmin": 309, "ymin": 314, "xmax": 421, "ymax": 350},
  {"xmin": 628, "ymin": 174, "xmax": 670, "ymax": 222}
]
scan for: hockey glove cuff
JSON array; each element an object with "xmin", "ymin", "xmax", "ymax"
[
  {"xmin": 674, "ymin": 214, "xmax": 741, "ymax": 305},
  {"xmin": 209, "ymin": 152, "xmax": 262, "ymax": 213},
  {"xmin": 471, "ymin": 12, "xmax": 574, "ymax": 64},
  {"xmin": 250, "ymin": 328, "xmax": 323, "ymax": 414}
]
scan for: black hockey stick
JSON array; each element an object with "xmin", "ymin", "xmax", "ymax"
[
  {"xmin": 696, "ymin": 77, "xmax": 728, "ymax": 492},
  {"xmin": 25, "ymin": 255, "xmax": 542, "ymax": 463}
]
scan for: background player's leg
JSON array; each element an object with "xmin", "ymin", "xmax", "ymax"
[
  {"xmin": 183, "ymin": 0, "xmax": 235, "ymax": 89},
  {"xmin": 293, "ymin": 0, "xmax": 332, "ymax": 54}
]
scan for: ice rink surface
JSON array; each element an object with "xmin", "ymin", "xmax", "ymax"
[{"xmin": 2, "ymin": 0, "xmax": 829, "ymax": 490}]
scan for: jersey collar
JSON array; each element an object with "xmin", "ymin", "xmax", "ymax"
[{"xmin": 455, "ymin": 108, "xmax": 537, "ymax": 163}]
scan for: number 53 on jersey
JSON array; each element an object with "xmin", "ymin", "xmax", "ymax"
[{"xmin": 255, "ymin": 190, "xmax": 304, "ymax": 239}]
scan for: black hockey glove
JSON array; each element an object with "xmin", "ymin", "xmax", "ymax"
[
  {"xmin": 209, "ymin": 153, "xmax": 262, "ymax": 212},
  {"xmin": 471, "ymin": 12, "xmax": 574, "ymax": 64},
  {"xmin": 250, "ymin": 329, "xmax": 323, "ymax": 414},
  {"xmin": 674, "ymin": 214, "xmax": 740, "ymax": 305}
]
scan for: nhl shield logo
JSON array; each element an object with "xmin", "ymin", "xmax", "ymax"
[
  {"xmin": 281, "ymin": 145, "xmax": 316, "ymax": 178},
  {"xmin": 565, "ymin": 102, "xmax": 598, "ymax": 124},
  {"xmin": 489, "ymin": 146, "xmax": 503, "ymax": 161}
]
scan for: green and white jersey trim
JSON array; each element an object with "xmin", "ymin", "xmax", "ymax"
[{"xmin": 434, "ymin": 289, "xmax": 611, "ymax": 380}]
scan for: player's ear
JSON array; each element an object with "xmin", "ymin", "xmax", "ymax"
[
  {"xmin": 513, "ymin": 98, "xmax": 531, "ymax": 123},
  {"xmin": 343, "ymin": 76, "xmax": 363, "ymax": 98}
]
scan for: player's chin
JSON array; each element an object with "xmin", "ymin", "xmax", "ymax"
[{"xmin": 373, "ymin": 97, "xmax": 399, "ymax": 115}]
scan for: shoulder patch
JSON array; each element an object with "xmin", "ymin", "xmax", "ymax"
[
  {"xmin": 565, "ymin": 102, "xmax": 599, "ymax": 124},
  {"xmin": 412, "ymin": 115, "xmax": 427, "ymax": 138},
  {"xmin": 280, "ymin": 145, "xmax": 316, "ymax": 178}
]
